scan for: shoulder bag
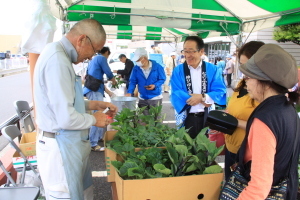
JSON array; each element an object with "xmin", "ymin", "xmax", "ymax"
[{"xmin": 84, "ymin": 69, "xmax": 103, "ymax": 92}]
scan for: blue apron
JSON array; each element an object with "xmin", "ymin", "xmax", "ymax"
[{"xmin": 56, "ymin": 75, "xmax": 93, "ymax": 200}]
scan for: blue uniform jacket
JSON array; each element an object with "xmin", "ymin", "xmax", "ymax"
[
  {"xmin": 171, "ymin": 61, "xmax": 226, "ymax": 114},
  {"xmin": 127, "ymin": 60, "xmax": 166, "ymax": 100}
]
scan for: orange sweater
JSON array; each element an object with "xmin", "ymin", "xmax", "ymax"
[{"xmin": 237, "ymin": 118, "xmax": 276, "ymax": 200}]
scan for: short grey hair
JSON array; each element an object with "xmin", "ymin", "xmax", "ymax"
[{"xmin": 69, "ymin": 19, "xmax": 106, "ymax": 44}]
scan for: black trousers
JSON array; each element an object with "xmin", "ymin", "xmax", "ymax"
[
  {"xmin": 138, "ymin": 99, "xmax": 162, "ymax": 116},
  {"xmin": 184, "ymin": 114, "xmax": 205, "ymax": 139},
  {"xmin": 227, "ymin": 73, "xmax": 232, "ymax": 87}
]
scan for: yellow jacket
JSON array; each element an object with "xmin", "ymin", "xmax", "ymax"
[{"xmin": 225, "ymin": 91, "xmax": 259, "ymax": 154}]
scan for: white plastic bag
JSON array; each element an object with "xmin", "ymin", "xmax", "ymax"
[{"xmin": 21, "ymin": 0, "xmax": 57, "ymax": 54}]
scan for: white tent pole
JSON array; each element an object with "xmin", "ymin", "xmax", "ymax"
[
  {"xmin": 219, "ymin": 22, "xmax": 240, "ymax": 48},
  {"xmin": 67, "ymin": 10, "xmax": 241, "ymax": 24}
]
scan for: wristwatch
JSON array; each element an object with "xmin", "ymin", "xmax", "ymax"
[{"xmin": 201, "ymin": 93, "xmax": 206, "ymax": 102}]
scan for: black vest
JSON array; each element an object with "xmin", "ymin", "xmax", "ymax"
[{"xmin": 240, "ymin": 95, "xmax": 300, "ymax": 199}]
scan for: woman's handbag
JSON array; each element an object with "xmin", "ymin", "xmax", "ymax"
[
  {"xmin": 84, "ymin": 69, "xmax": 103, "ymax": 92},
  {"xmin": 205, "ymin": 110, "xmax": 238, "ymax": 135},
  {"xmin": 219, "ymin": 164, "xmax": 288, "ymax": 200}
]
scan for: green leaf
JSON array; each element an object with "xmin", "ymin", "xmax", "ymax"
[
  {"xmin": 186, "ymin": 163, "xmax": 198, "ymax": 173},
  {"xmin": 122, "ymin": 143, "xmax": 135, "ymax": 152},
  {"xmin": 119, "ymin": 161, "xmax": 139, "ymax": 176},
  {"xmin": 203, "ymin": 165, "xmax": 223, "ymax": 174},
  {"xmin": 174, "ymin": 145, "xmax": 188, "ymax": 157},
  {"xmin": 166, "ymin": 143, "xmax": 179, "ymax": 165},
  {"xmin": 153, "ymin": 164, "xmax": 171, "ymax": 175},
  {"xmin": 111, "ymin": 160, "xmax": 123, "ymax": 170},
  {"xmin": 213, "ymin": 145, "xmax": 225, "ymax": 159},
  {"xmin": 128, "ymin": 167, "xmax": 144, "ymax": 179}
]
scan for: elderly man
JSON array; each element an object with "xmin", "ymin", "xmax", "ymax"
[
  {"xmin": 113, "ymin": 54, "xmax": 134, "ymax": 89},
  {"xmin": 125, "ymin": 48, "xmax": 166, "ymax": 115},
  {"xmin": 34, "ymin": 19, "xmax": 117, "ymax": 200},
  {"xmin": 171, "ymin": 36, "xmax": 226, "ymax": 139},
  {"xmin": 164, "ymin": 52, "xmax": 177, "ymax": 93}
]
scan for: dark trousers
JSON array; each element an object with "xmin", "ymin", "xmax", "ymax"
[
  {"xmin": 184, "ymin": 114, "xmax": 205, "ymax": 139},
  {"xmin": 227, "ymin": 74, "xmax": 232, "ymax": 87},
  {"xmin": 138, "ymin": 99, "xmax": 162, "ymax": 116},
  {"xmin": 224, "ymin": 149, "xmax": 237, "ymax": 181}
]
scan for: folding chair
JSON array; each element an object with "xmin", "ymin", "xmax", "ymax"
[
  {"xmin": 1, "ymin": 125, "xmax": 40, "ymax": 185},
  {"xmin": 0, "ymin": 135, "xmax": 40, "ymax": 200},
  {"xmin": 14, "ymin": 100, "xmax": 35, "ymax": 133}
]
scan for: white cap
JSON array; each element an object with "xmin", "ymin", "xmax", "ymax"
[
  {"xmin": 132, "ymin": 48, "xmax": 148, "ymax": 61},
  {"xmin": 170, "ymin": 52, "xmax": 177, "ymax": 56}
]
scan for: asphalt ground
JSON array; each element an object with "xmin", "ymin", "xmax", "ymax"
[{"xmin": 89, "ymin": 87, "xmax": 232, "ymax": 200}]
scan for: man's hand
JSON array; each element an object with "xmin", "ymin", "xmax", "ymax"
[
  {"xmin": 92, "ymin": 101, "xmax": 118, "ymax": 118},
  {"xmin": 113, "ymin": 70, "xmax": 118, "ymax": 73},
  {"xmin": 99, "ymin": 102, "xmax": 118, "ymax": 118},
  {"xmin": 186, "ymin": 94, "xmax": 203, "ymax": 106},
  {"xmin": 125, "ymin": 93, "xmax": 132, "ymax": 97},
  {"xmin": 93, "ymin": 112, "xmax": 112, "ymax": 127},
  {"xmin": 146, "ymin": 84, "xmax": 155, "ymax": 90},
  {"xmin": 110, "ymin": 77, "xmax": 117, "ymax": 86}
]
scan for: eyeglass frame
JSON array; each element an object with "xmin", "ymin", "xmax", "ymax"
[
  {"xmin": 86, "ymin": 35, "xmax": 97, "ymax": 55},
  {"xmin": 183, "ymin": 49, "xmax": 200, "ymax": 55}
]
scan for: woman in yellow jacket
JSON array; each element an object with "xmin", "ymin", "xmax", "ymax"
[{"xmin": 224, "ymin": 41, "xmax": 264, "ymax": 180}]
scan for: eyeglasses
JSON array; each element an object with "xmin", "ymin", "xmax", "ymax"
[
  {"xmin": 183, "ymin": 50, "xmax": 199, "ymax": 55},
  {"xmin": 86, "ymin": 36, "xmax": 97, "ymax": 55}
]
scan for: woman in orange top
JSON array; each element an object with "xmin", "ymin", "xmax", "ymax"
[
  {"xmin": 224, "ymin": 41, "xmax": 264, "ymax": 180},
  {"xmin": 234, "ymin": 44, "xmax": 300, "ymax": 199}
]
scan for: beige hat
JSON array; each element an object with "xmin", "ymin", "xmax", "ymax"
[{"xmin": 239, "ymin": 44, "xmax": 298, "ymax": 89}]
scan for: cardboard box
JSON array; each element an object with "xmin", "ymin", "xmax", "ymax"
[
  {"xmin": 12, "ymin": 151, "xmax": 37, "ymax": 169},
  {"xmin": 115, "ymin": 170, "xmax": 223, "ymax": 200},
  {"xmin": 104, "ymin": 131, "xmax": 119, "ymax": 182},
  {"xmin": 19, "ymin": 132, "xmax": 37, "ymax": 156}
]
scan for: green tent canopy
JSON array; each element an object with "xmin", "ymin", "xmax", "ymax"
[{"xmin": 49, "ymin": 0, "xmax": 300, "ymax": 42}]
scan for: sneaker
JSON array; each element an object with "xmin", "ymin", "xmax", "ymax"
[
  {"xmin": 91, "ymin": 145, "xmax": 102, "ymax": 151},
  {"xmin": 164, "ymin": 91, "xmax": 169, "ymax": 93}
]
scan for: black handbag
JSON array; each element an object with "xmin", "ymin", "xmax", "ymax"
[
  {"xmin": 205, "ymin": 110, "xmax": 238, "ymax": 135},
  {"xmin": 84, "ymin": 69, "xmax": 103, "ymax": 92}
]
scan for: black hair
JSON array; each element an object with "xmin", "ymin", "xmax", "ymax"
[
  {"xmin": 258, "ymin": 80, "xmax": 299, "ymax": 105},
  {"xmin": 184, "ymin": 36, "xmax": 204, "ymax": 50},
  {"xmin": 99, "ymin": 46, "xmax": 110, "ymax": 55},
  {"xmin": 234, "ymin": 41, "xmax": 265, "ymax": 96},
  {"xmin": 118, "ymin": 54, "xmax": 126, "ymax": 59}
]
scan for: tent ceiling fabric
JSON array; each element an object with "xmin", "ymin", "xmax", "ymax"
[{"xmin": 50, "ymin": 0, "xmax": 300, "ymax": 42}]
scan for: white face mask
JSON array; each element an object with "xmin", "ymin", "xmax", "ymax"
[{"xmin": 136, "ymin": 61, "xmax": 143, "ymax": 67}]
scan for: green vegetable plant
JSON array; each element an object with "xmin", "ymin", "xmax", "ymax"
[
  {"xmin": 107, "ymin": 105, "xmax": 174, "ymax": 153},
  {"xmin": 112, "ymin": 75, "xmax": 125, "ymax": 89},
  {"xmin": 111, "ymin": 127, "xmax": 224, "ymax": 180},
  {"xmin": 158, "ymin": 127, "xmax": 223, "ymax": 176}
]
